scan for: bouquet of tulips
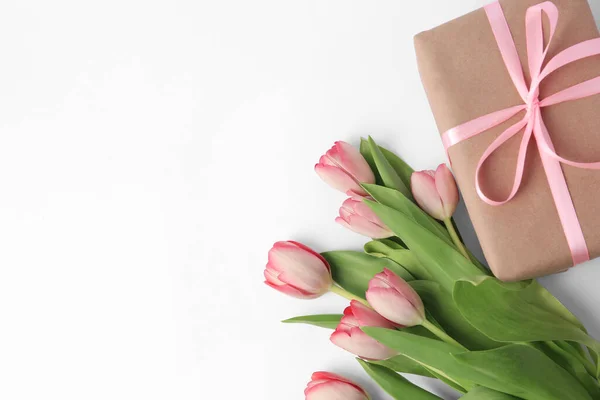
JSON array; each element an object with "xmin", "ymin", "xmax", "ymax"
[{"xmin": 264, "ymin": 137, "xmax": 600, "ymax": 400}]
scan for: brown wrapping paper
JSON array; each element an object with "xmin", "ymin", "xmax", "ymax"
[{"xmin": 415, "ymin": 0, "xmax": 600, "ymax": 281}]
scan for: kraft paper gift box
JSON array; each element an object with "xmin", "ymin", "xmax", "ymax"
[{"xmin": 414, "ymin": 0, "xmax": 600, "ymax": 281}]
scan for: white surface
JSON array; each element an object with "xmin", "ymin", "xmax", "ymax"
[{"xmin": 2, "ymin": 0, "xmax": 600, "ymax": 399}]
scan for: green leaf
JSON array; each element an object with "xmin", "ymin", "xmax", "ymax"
[
  {"xmin": 363, "ymin": 184, "xmax": 452, "ymax": 246},
  {"xmin": 410, "ymin": 280, "xmax": 500, "ymax": 350},
  {"xmin": 460, "ymin": 387, "xmax": 519, "ymax": 400},
  {"xmin": 281, "ymin": 314, "xmax": 342, "ymax": 329},
  {"xmin": 387, "ymin": 250, "xmax": 432, "ymax": 281},
  {"xmin": 321, "ymin": 251, "xmax": 413, "ymax": 298},
  {"xmin": 365, "ymin": 201, "xmax": 484, "ymax": 291},
  {"xmin": 531, "ymin": 342, "xmax": 600, "ymax": 398},
  {"xmin": 365, "ymin": 329, "xmax": 591, "ymax": 400},
  {"xmin": 364, "ymin": 240, "xmax": 433, "ymax": 281},
  {"xmin": 360, "ymin": 138, "xmax": 415, "ymax": 191},
  {"xmin": 357, "ymin": 359, "xmax": 441, "ymax": 400},
  {"xmin": 379, "ymin": 145, "xmax": 414, "ymax": 191},
  {"xmin": 376, "ymin": 238, "xmax": 406, "ymax": 250},
  {"xmin": 453, "ymin": 344, "xmax": 592, "ymax": 400},
  {"xmin": 367, "ymin": 136, "xmax": 411, "ymax": 197},
  {"xmin": 425, "ymin": 369, "xmax": 467, "ymax": 394},
  {"xmin": 364, "ymin": 240, "xmax": 403, "ymax": 255},
  {"xmin": 360, "ymin": 138, "xmax": 383, "ymax": 185},
  {"xmin": 453, "ymin": 277, "xmax": 600, "ymax": 377},
  {"xmin": 362, "ymin": 328, "xmax": 475, "ymax": 391},
  {"xmin": 363, "ymin": 184, "xmax": 492, "ymax": 278},
  {"xmin": 372, "ymin": 355, "xmax": 435, "ymax": 377},
  {"xmin": 466, "ymin": 248, "xmax": 490, "ymax": 274},
  {"xmin": 523, "ymin": 281, "xmax": 586, "ymax": 332},
  {"xmin": 429, "ymin": 371, "xmax": 467, "ymax": 393}
]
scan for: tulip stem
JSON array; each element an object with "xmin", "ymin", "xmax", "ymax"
[
  {"xmin": 422, "ymin": 319, "xmax": 466, "ymax": 350},
  {"xmin": 330, "ymin": 285, "xmax": 370, "ymax": 307},
  {"xmin": 444, "ymin": 218, "xmax": 470, "ymax": 260}
]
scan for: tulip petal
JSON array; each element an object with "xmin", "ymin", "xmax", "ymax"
[
  {"xmin": 332, "ymin": 141, "xmax": 376, "ymax": 184},
  {"xmin": 306, "ymin": 372, "xmax": 369, "ymax": 400},
  {"xmin": 337, "ymin": 198, "xmax": 391, "ymax": 238},
  {"xmin": 352, "ymin": 201, "xmax": 382, "ymax": 224},
  {"xmin": 366, "ymin": 287, "xmax": 424, "ymax": 326},
  {"xmin": 330, "ymin": 328, "xmax": 396, "ymax": 361},
  {"xmin": 310, "ymin": 372, "xmax": 349, "ymax": 383},
  {"xmin": 319, "ymin": 154, "xmax": 336, "ymax": 167},
  {"xmin": 337, "ymin": 310, "xmax": 360, "ymax": 332},
  {"xmin": 263, "ymin": 267, "xmax": 285, "ymax": 286},
  {"xmin": 411, "ymin": 171, "xmax": 445, "ymax": 220},
  {"xmin": 346, "ymin": 189, "xmax": 367, "ymax": 199},
  {"xmin": 338, "ymin": 207, "xmax": 353, "ymax": 221},
  {"xmin": 349, "ymin": 300, "xmax": 396, "ymax": 329},
  {"xmin": 335, "ymin": 216, "xmax": 353, "ymax": 231},
  {"xmin": 268, "ymin": 242, "xmax": 331, "ymax": 294},
  {"xmin": 341, "ymin": 198, "xmax": 359, "ymax": 213},
  {"xmin": 315, "ymin": 164, "xmax": 366, "ymax": 195},
  {"xmin": 288, "ymin": 241, "xmax": 330, "ymax": 269},
  {"xmin": 380, "ymin": 268, "xmax": 424, "ymax": 311},
  {"xmin": 305, "ymin": 380, "xmax": 368, "ymax": 400},
  {"xmin": 345, "ymin": 214, "xmax": 391, "ymax": 239},
  {"xmin": 435, "ymin": 164, "xmax": 459, "ymax": 217},
  {"xmin": 264, "ymin": 281, "xmax": 316, "ymax": 299}
]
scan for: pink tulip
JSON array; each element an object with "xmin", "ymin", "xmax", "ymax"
[
  {"xmin": 366, "ymin": 268, "xmax": 425, "ymax": 327},
  {"xmin": 330, "ymin": 300, "xmax": 397, "ymax": 360},
  {"xmin": 411, "ymin": 164, "xmax": 459, "ymax": 220},
  {"xmin": 315, "ymin": 141, "xmax": 375, "ymax": 197},
  {"xmin": 349, "ymin": 299, "xmax": 399, "ymax": 328},
  {"xmin": 264, "ymin": 241, "xmax": 332, "ymax": 299},
  {"xmin": 336, "ymin": 198, "xmax": 392, "ymax": 239},
  {"xmin": 305, "ymin": 371, "xmax": 370, "ymax": 400}
]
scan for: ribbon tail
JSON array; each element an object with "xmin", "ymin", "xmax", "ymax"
[
  {"xmin": 485, "ymin": 2, "xmax": 529, "ymax": 101},
  {"xmin": 534, "ymin": 109, "xmax": 590, "ymax": 265}
]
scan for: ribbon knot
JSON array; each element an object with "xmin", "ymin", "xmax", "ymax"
[
  {"xmin": 526, "ymin": 96, "xmax": 540, "ymax": 113},
  {"xmin": 441, "ymin": 1, "xmax": 600, "ymax": 265}
]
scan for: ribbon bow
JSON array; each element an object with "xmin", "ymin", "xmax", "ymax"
[{"xmin": 442, "ymin": 1, "xmax": 600, "ymax": 265}]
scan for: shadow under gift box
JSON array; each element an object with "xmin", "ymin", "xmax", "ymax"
[{"xmin": 414, "ymin": 0, "xmax": 600, "ymax": 281}]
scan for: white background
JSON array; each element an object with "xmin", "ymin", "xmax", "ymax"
[{"xmin": 2, "ymin": 0, "xmax": 600, "ymax": 399}]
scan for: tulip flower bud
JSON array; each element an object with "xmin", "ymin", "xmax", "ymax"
[
  {"xmin": 330, "ymin": 300, "xmax": 397, "ymax": 360},
  {"xmin": 315, "ymin": 141, "xmax": 375, "ymax": 197},
  {"xmin": 336, "ymin": 198, "xmax": 393, "ymax": 239},
  {"xmin": 264, "ymin": 241, "xmax": 332, "ymax": 299},
  {"xmin": 366, "ymin": 268, "xmax": 425, "ymax": 327},
  {"xmin": 411, "ymin": 164, "xmax": 459, "ymax": 220},
  {"xmin": 305, "ymin": 371, "xmax": 370, "ymax": 400}
]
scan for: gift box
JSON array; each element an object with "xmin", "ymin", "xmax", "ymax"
[{"xmin": 414, "ymin": 0, "xmax": 600, "ymax": 281}]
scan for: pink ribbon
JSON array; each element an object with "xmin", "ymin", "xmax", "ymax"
[{"xmin": 442, "ymin": 1, "xmax": 600, "ymax": 266}]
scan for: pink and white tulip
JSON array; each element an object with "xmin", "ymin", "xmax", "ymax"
[
  {"xmin": 366, "ymin": 268, "xmax": 425, "ymax": 327},
  {"xmin": 264, "ymin": 241, "xmax": 332, "ymax": 299},
  {"xmin": 411, "ymin": 164, "xmax": 459, "ymax": 220},
  {"xmin": 336, "ymin": 198, "xmax": 392, "ymax": 239},
  {"xmin": 315, "ymin": 141, "xmax": 375, "ymax": 197},
  {"xmin": 305, "ymin": 371, "xmax": 370, "ymax": 400},
  {"xmin": 330, "ymin": 300, "xmax": 397, "ymax": 360}
]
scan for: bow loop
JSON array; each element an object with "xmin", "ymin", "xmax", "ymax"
[
  {"xmin": 525, "ymin": 2, "xmax": 559, "ymax": 81},
  {"xmin": 475, "ymin": 115, "xmax": 532, "ymax": 206}
]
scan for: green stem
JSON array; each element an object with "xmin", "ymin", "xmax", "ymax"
[
  {"xmin": 422, "ymin": 319, "xmax": 467, "ymax": 350},
  {"xmin": 330, "ymin": 285, "xmax": 370, "ymax": 307},
  {"xmin": 444, "ymin": 218, "xmax": 470, "ymax": 260},
  {"xmin": 555, "ymin": 341, "xmax": 597, "ymax": 377}
]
